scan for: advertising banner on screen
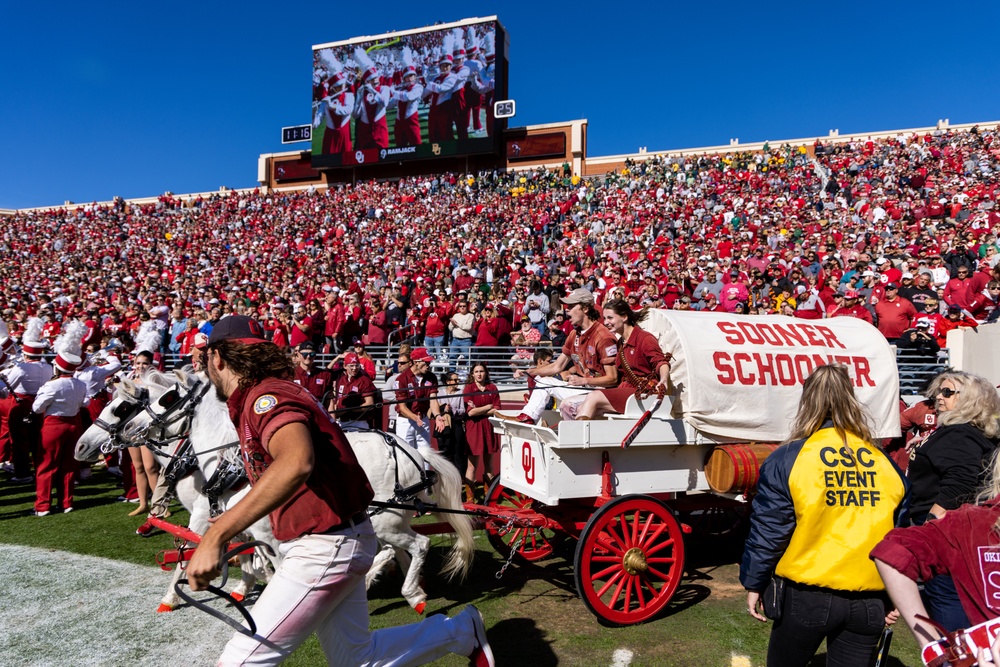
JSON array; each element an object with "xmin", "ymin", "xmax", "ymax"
[
  {"xmin": 641, "ymin": 310, "xmax": 901, "ymax": 442},
  {"xmin": 311, "ymin": 17, "xmax": 507, "ymax": 169}
]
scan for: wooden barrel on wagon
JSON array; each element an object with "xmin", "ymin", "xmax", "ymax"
[{"xmin": 704, "ymin": 444, "xmax": 780, "ymax": 494}]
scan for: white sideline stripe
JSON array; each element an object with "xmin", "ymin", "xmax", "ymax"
[
  {"xmin": 0, "ymin": 544, "xmax": 233, "ymax": 667},
  {"xmin": 611, "ymin": 648, "xmax": 634, "ymax": 667},
  {"xmin": 731, "ymin": 654, "xmax": 753, "ymax": 667}
]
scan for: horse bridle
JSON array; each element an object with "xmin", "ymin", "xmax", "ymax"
[
  {"xmin": 140, "ymin": 379, "xmax": 243, "ymax": 518},
  {"xmin": 92, "ymin": 386, "xmax": 152, "ymax": 454}
]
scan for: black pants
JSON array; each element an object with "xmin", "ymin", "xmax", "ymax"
[{"xmin": 767, "ymin": 581, "xmax": 886, "ymax": 667}]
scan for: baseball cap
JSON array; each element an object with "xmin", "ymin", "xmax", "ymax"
[
  {"xmin": 192, "ymin": 332, "xmax": 209, "ymax": 349},
  {"xmin": 298, "ymin": 341, "xmax": 316, "ymax": 353},
  {"xmin": 411, "ymin": 347, "xmax": 434, "ymax": 362},
  {"xmin": 916, "ymin": 320, "xmax": 930, "ymax": 328},
  {"xmin": 562, "ymin": 288, "xmax": 596, "ymax": 306},
  {"xmin": 343, "ymin": 352, "xmax": 359, "ymax": 365},
  {"xmin": 844, "ymin": 289, "xmax": 860, "ymax": 299},
  {"xmin": 207, "ymin": 315, "xmax": 268, "ymax": 346},
  {"xmin": 948, "ymin": 305, "xmax": 962, "ymax": 314},
  {"xmin": 886, "ymin": 283, "xmax": 899, "ymax": 290}
]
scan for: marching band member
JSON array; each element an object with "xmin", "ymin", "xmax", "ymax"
[
  {"xmin": 318, "ymin": 52, "xmax": 354, "ymax": 155},
  {"xmin": 0, "ymin": 318, "xmax": 20, "ymax": 472},
  {"xmin": 32, "ymin": 321, "xmax": 89, "ymax": 516},
  {"xmin": 390, "ymin": 47, "xmax": 423, "ymax": 147},
  {"xmin": 423, "ymin": 34, "xmax": 459, "ymax": 143},
  {"xmin": 449, "ymin": 28, "xmax": 470, "ymax": 141},
  {"xmin": 4, "ymin": 318, "xmax": 53, "ymax": 484},
  {"xmin": 352, "ymin": 47, "xmax": 390, "ymax": 150}
]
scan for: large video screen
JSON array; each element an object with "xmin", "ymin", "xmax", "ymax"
[{"xmin": 311, "ymin": 17, "xmax": 507, "ymax": 169}]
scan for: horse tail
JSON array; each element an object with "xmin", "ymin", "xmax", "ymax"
[{"xmin": 418, "ymin": 446, "xmax": 475, "ymax": 582}]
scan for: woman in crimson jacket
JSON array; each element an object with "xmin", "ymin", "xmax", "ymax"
[{"xmin": 897, "ymin": 371, "xmax": 1000, "ymax": 632}]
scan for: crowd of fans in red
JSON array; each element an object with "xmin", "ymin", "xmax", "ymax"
[{"xmin": 2, "ymin": 124, "xmax": 1000, "ymax": 363}]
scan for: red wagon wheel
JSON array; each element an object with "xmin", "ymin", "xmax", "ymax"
[
  {"xmin": 483, "ymin": 477, "xmax": 562, "ymax": 562},
  {"xmin": 574, "ymin": 495, "xmax": 685, "ymax": 625}
]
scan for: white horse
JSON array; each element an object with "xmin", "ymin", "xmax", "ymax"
[
  {"xmin": 75, "ymin": 371, "xmax": 280, "ymax": 613},
  {"xmin": 151, "ymin": 370, "xmax": 476, "ymax": 614}
]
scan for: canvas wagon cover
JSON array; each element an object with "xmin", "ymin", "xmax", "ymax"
[{"xmin": 642, "ymin": 310, "xmax": 901, "ymax": 442}]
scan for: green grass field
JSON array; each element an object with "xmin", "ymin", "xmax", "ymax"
[{"xmin": 0, "ymin": 467, "xmax": 924, "ymax": 666}]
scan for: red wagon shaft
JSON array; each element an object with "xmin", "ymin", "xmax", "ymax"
[{"xmin": 148, "ymin": 516, "xmax": 261, "ymax": 572}]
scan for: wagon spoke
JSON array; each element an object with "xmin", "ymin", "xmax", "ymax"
[
  {"xmin": 609, "ymin": 574, "xmax": 628, "ymax": 610},
  {"xmin": 632, "ymin": 576, "xmax": 647, "ymax": 609},
  {"xmin": 595, "ymin": 569, "xmax": 624, "ymax": 598},
  {"xmin": 629, "ymin": 510, "xmax": 641, "ymax": 547},
  {"xmin": 641, "ymin": 574, "xmax": 660, "ymax": 598},
  {"xmin": 643, "ymin": 537, "xmax": 674, "ymax": 558},
  {"xmin": 594, "ymin": 534, "xmax": 625, "ymax": 557},
  {"xmin": 624, "ymin": 573, "xmax": 633, "ymax": 610},
  {"xmin": 590, "ymin": 555, "xmax": 621, "ymax": 563},
  {"xmin": 593, "ymin": 563, "xmax": 622, "ymax": 580},
  {"xmin": 605, "ymin": 519, "xmax": 628, "ymax": 552},
  {"xmin": 637, "ymin": 513, "xmax": 656, "ymax": 545},
  {"xmin": 639, "ymin": 521, "xmax": 668, "ymax": 551},
  {"xmin": 645, "ymin": 557, "xmax": 676, "ymax": 564},
  {"xmin": 646, "ymin": 565, "xmax": 673, "ymax": 582}
]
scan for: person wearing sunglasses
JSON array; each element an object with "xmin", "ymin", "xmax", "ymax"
[
  {"xmin": 901, "ymin": 371, "xmax": 1000, "ymax": 632},
  {"xmin": 292, "ymin": 342, "xmax": 334, "ymax": 405}
]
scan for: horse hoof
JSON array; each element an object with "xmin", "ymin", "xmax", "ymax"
[
  {"xmin": 156, "ymin": 603, "xmax": 175, "ymax": 613},
  {"xmin": 230, "ymin": 592, "xmax": 245, "ymax": 603},
  {"xmin": 414, "ymin": 601, "xmax": 426, "ymax": 615}
]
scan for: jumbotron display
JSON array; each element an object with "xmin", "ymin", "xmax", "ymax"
[{"xmin": 311, "ymin": 17, "xmax": 508, "ymax": 169}]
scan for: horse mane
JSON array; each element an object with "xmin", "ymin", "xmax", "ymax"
[{"xmin": 144, "ymin": 370, "xmax": 176, "ymax": 389}]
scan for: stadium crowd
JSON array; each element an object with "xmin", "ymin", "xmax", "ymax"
[{"xmin": 2, "ymin": 125, "xmax": 1000, "ymax": 366}]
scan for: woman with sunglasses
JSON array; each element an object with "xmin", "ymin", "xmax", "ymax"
[{"xmin": 903, "ymin": 371, "xmax": 1000, "ymax": 631}]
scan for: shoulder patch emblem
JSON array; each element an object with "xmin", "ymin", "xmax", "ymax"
[{"xmin": 254, "ymin": 394, "xmax": 278, "ymax": 414}]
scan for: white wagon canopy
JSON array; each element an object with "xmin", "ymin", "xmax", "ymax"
[{"xmin": 642, "ymin": 310, "xmax": 901, "ymax": 443}]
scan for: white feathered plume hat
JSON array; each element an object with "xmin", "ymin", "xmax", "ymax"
[
  {"xmin": 21, "ymin": 317, "xmax": 48, "ymax": 357},
  {"xmin": 319, "ymin": 50, "xmax": 347, "ymax": 90},
  {"xmin": 466, "ymin": 26, "xmax": 479, "ymax": 57},
  {"xmin": 0, "ymin": 318, "xmax": 16, "ymax": 358},
  {"xmin": 54, "ymin": 319, "xmax": 87, "ymax": 374},
  {"xmin": 401, "ymin": 46, "xmax": 417, "ymax": 80},
  {"xmin": 439, "ymin": 32, "xmax": 455, "ymax": 66},
  {"xmin": 484, "ymin": 30, "xmax": 496, "ymax": 63},
  {"xmin": 353, "ymin": 46, "xmax": 378, "ymax": 85},
  {"xmin": 452, "ymin": 28, "xmax": 466, "ymax": 60},
  {"xmin": 134, "ymin": 320, "xmax": 162, "ymax": 356}
]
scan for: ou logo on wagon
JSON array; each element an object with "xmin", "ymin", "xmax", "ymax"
[{"xmin": 521, "ymin": 441, "xmax": 535, "ymax": 485}]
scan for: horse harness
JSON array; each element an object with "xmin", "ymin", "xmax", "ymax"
[{"xmin": 366, "ymin": 429, "xmax": 440, "ymax": 518}]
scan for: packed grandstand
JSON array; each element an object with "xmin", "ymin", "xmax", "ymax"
[{"xmin": 1, "ymin": 122, "xmax": 999, "ymax": 364}]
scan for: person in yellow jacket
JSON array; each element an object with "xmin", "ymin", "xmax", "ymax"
[{"xmin": 740, "ymin": 364, "xmax": 909, "ymax": 667}]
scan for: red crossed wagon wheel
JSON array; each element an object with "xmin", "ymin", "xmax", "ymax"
[{"xmin": 483, "ymin": 477, "xmax": 563, "ymax": 562}]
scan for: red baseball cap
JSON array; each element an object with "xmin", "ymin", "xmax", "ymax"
[{"xmin": 411, "ymin": 347, "xmax": 434, "ymax": 362}]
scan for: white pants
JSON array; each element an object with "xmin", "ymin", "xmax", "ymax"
[
  {"xmin": 218, "ymin": 521, "xmax": 475, "ymax": 666},
  {"xmin": 522, "ymin": 377, "xmax": 588, "ymax": 422},
  {"xmin": 395, "ymin": 416, "xmax": 430, "ymax": 450}
]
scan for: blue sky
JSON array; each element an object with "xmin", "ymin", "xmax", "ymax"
[{"xmin": 3, "ymin": 2, "xmax": 999, "ymax": 209}]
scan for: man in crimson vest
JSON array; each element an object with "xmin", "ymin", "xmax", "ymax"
[{"xmin": 187, "ymin": 316, "xmax": 493, "ymax": 666}]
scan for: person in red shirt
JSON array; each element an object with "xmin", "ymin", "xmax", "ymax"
[
  {"xmin": 331, "ymin": 352, "xmax": 377, "ymax": 430},
  {"xmin": 186, "ymin": 316, "xmax": 492, "ymax": 667},
  {"xmin": 943, "ymin": 266, "xmax": 974, "ymax": 310},
  {"xmin": 473, "ymin": 303, "xmax": 501, "ymax": 347},
  {"xmin": 934, "ymin": 305, "xmax": 979, "ymax": 347},
  {"xmin": 422, "ymin": 297, "xmax": 448, "ymax": 360},
  {"xmin": 873, "ymin": 283, "xmax": 918, "ymax": 342},
  {"xmin": 967, "ymin": 280, "xmax": 1000, "ymax": 322},
  {"xmin": 577, "ymin": 299, "xmax": 670, "ymax": 420},
  {"xmin": 393, "ymin": 347, "xmax": 438, "ymax": 450},
  {"xmin": 830, "ymin": 290, "xmax": 873, "ymax": 324},
  {"xmin": 292, "ymin": 342, "xmax": 335, "ymax": 405}
]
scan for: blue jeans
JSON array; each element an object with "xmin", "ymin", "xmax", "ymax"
[
  {"xmin": 922, "ymin": 574, "xmax": 970, "ymax": 632},
  {"xmin": 449, "ymin": 338, "xmax": 472, "ymax": 371},
  {"xmin": 424, "ymin": 336, "xmax": 444, "ymax": 361}
]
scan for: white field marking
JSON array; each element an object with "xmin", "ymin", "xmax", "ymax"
[
  {"xmin": 1, "ymin": 544, "xmax": 234, "ymax": 667},
  {"xmin": 611, "ymin": 648, "xmax": 634, "ymax": 667},
  {"xmin": 731, "ymin": 654, "xmax": 753, "ymax": 667}
]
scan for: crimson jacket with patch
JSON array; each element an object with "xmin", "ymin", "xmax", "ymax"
[
  {"xmin": 871, "ymin": 500, "xmax": 1000, "ymax": 625},
  {"xmin": 227, "ymin": 377, "xmax": 374, "ymax": 541}
]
